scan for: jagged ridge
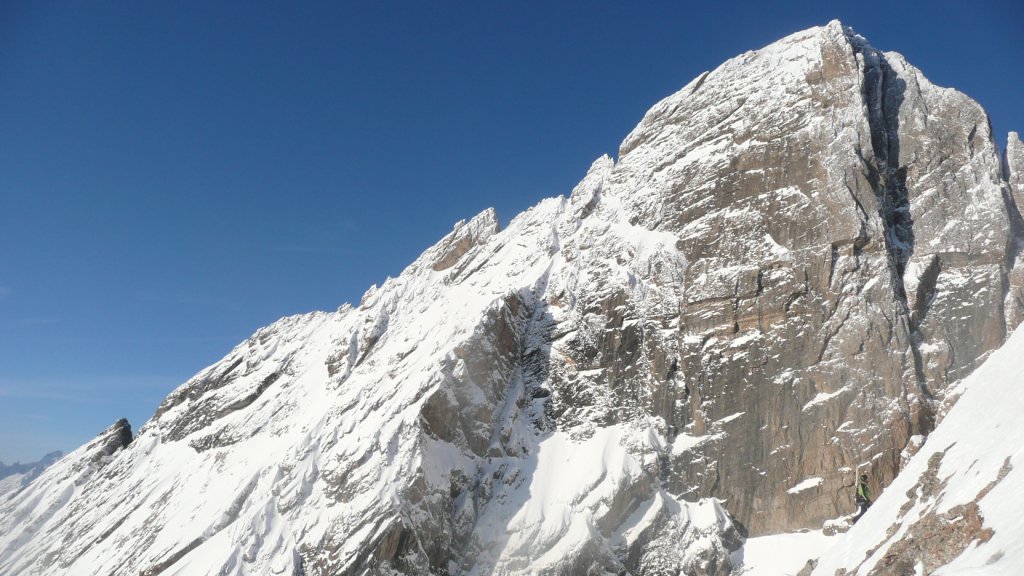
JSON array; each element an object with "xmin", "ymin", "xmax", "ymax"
[{"xmin": 0, "ymin": 20, "xmax": 1020, "ymax": 576}]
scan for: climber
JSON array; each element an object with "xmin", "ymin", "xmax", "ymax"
[{"xmin": 853, "ymin": 473, "xmax": 872, "ymax": 522}]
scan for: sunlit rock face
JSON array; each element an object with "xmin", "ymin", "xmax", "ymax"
[
  {"xmin": 808, "ymin": 324, "xmax": 1024, "ymax": 576},
  {"xmin": 603, "ymin": 19, "xmax": 1021, "ymax": 535},
  {"xmin": 0, "ymin": 20, "xmax": 1019, "ymax": 576}
]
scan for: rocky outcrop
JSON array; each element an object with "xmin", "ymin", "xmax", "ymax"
[
  {"xmin": 862, "ymin": 452, "xmax": 1006, "ymax": 576},
  {"xmin": 430, "ymin": 209, "xmax": 500, "ymax": 272},
  {"xmin": 0, "ymin": 419, "xmax": 131, "ymax": 573},
  {"xmin": 0, "ymin": 20, "xmax": 1019, "ymax": 576}
]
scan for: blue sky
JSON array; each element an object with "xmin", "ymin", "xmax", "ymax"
[{"xmin": 1, "ymin": 1, "xmax": 1021, "ymax": 463}]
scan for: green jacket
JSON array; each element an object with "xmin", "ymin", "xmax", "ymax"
[{"xmin": 857, "ymin": 480, "xmax": 871, "ymax": 501}]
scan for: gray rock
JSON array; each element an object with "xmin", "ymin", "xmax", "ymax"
[{"xmin": 580, "ymin": 20, "xmax": 1022, "ymax": 535}]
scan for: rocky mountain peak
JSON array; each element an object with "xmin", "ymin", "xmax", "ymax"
[{"xmin": 1, "ymin": 23, "xmax": 1020, "ymax": 576}]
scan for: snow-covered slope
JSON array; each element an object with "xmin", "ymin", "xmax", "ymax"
[
  {"xmin": 1, "ymin": 20, "xmax": 1020, "ymax": 576},
  {"xmin": 0, "ymin": 452, "xmax": 62, "ymax": 501},
  {"xmin": 808, "ymin": 324, "xmax": 1024, "ymax": 575},
  {"xmin": 0, "ymin": 179, "xmax": 741, "ymax": 575}
]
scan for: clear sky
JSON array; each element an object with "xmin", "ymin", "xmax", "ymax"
[{"xmin": 1, "ymin": 0, "xmax": 1021, "ymax": 464}]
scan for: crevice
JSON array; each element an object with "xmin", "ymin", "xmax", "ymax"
[
  {"xmin": 999, "ymin": 181, "xmax": 1024, "ymax": 265},
  {"xmin": 828, "ymin": 243, "xmax": 839, "ymax": 287},
  {"xmin": 1002, "ymin": 142, "xmax": 1011, "ymax": 184},
  {"xmin": 139, "ymin": 537, "xmax": 205, "ymax": 576},
  {"xmin": 906, "ymin": 253, "xmax": 942, "ymax": 420},
  {"xmin": 1000, "ymin": 133, "xmax": 1024, "ymax": 337},
  {"xmin": 910, "ymin": 255, "xmax": 942, "ymax": 328},
  {"xmin": 216, "ymin": 372, "xmax": 281, "ymax": 418},
  {"xmin": 689, "ymin": 70, "xmax": 711, "ymax": 95},
  {"xmin": 857, "ymin": 46, "xmax": 913, "ymax": 300},
  {"xmin": 848, "ymin": 36, "xmax": 945, "ymax": 452},
  {"xmin": 816, "ymin": 306, "xmax": 851, "ymax": 363}
]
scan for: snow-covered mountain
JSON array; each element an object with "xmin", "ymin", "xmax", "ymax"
[
  {"xmin": 1, "ymin": 20, "xmax": 1021, "ymax": 575},
  {"xmin": 0, "ymin": 452, "xmax": 62, "ymax": 500}
]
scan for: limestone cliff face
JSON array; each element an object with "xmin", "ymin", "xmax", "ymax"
[
  {"xmin": 808, "ymin": 324, "xmax": 1024, "ymax": 575},
  {"xmin": 0, "ymin": 20, "xmax": 1019, "ymax": 576},
  {"xmin": 551, "ymin": 20, "xmax": 1022, "ymax": 535}
]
